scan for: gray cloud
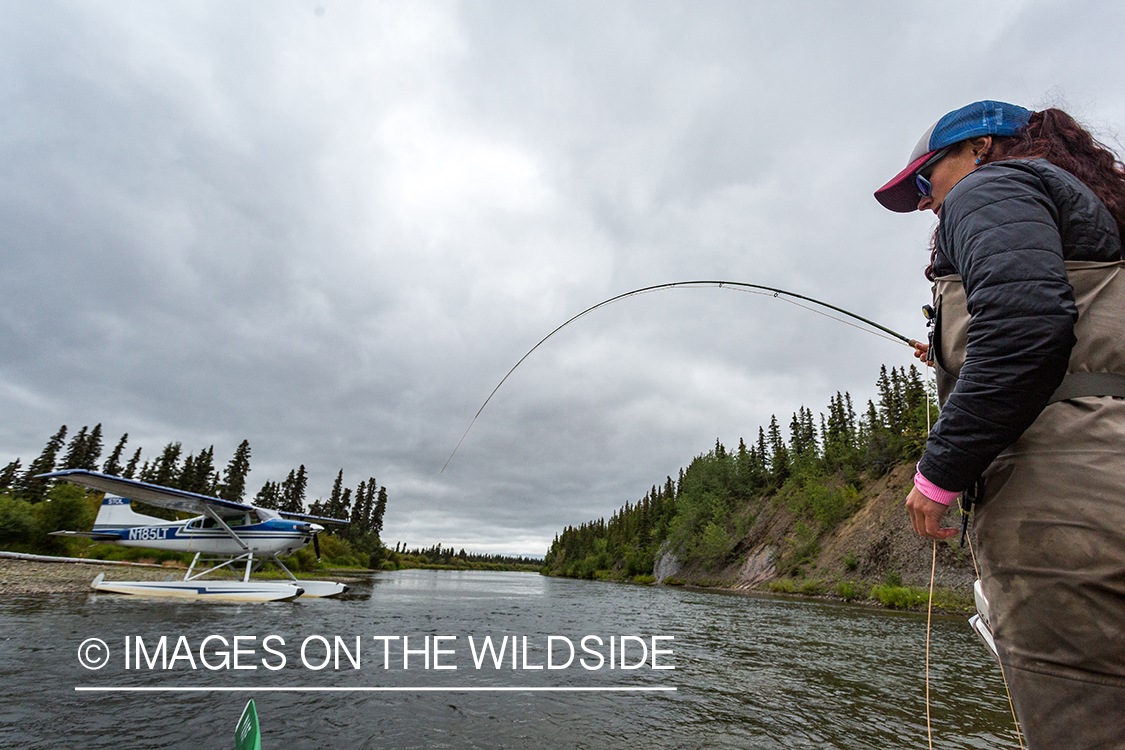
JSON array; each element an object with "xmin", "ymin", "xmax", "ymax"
[{"xmin": 2, "ymin": 0, "xmax": 1124, "ymax": 554}]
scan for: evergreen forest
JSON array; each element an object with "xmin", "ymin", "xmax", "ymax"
[
  {"xmin": 385, "ymin": 543, "xmax": 542, "ymax": 571},
  {"xmin": 543, "ymin": 365, "xmax": 936, "ymax": 584}
]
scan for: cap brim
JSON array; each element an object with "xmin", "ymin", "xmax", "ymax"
[{"xmin": 874, "ymin": 150, "xmax": 938, "ymax": 213}]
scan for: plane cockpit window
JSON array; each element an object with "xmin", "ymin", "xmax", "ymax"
[{"xmin": 226, "ymin": 512, "xmax": 260, "ymax": 527}]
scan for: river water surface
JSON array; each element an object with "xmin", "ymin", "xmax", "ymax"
[{"xmin": 1, "ymin": 569, "xmax": 1021, "ymax": 749}]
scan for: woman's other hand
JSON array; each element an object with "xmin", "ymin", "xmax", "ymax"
[{"xmin": 905, "ymin": 485, "xmax": 959, "ymax": 540}]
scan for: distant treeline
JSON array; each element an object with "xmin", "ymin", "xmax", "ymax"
[
  {"xmin": 544, "ymin": 365, "xmax": 933, "ymax": 580},
  {"xmin": 0, "ymin": 426, "xmax": 387, "ymax": 560},
  {"xmin": 387, "ymin": 542, "xmax": 543, "ymax": 571}
]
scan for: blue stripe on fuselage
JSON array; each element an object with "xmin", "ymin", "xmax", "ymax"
[{"xmin": 95, "ymin": 519, "xmax": 309, "ymax": 543}]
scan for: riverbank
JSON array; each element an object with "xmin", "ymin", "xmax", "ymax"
[
  {"xmin": 0, "ymin": 554, "xmax": 363, "ymax": 595},
  {"xmin": 0, "ymin": 556, "xmax": 175, "ymax": 594},
  {"xmin": 544, "ymin": 463, "xmax": 981, "ymax": 614},
  {"xmin": 393, "ymin": 561, "xmax": 541, "ymax": 573}
]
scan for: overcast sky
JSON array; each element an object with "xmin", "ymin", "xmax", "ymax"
[{"xmin": 2, "ymin": 1, "xmax": 1123, "ymax": 555}]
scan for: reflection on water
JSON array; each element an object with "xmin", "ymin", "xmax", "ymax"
[{"xmin": 0, "ymin": 570, "xmax": 1020, "ymax": 749}]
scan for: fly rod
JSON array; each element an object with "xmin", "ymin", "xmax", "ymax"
[{"xmin": 441, "ymin": 280, "xmax": 920, "ymax": 472}]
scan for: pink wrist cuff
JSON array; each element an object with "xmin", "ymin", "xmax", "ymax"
[{"xmin": 914, "ymin": 468, "xmax": 959, "ymax": 506}]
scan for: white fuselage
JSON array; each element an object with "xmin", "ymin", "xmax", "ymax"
[{"xmin": 92, "ymin": 496, "xmax": 317, "ymax": 557}]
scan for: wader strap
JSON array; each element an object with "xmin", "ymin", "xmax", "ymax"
[
  {"xmin": 959, "ymin": 480, "xmax": 980, "ymax": 548},
  {"xmin": 1047, "ymin": 372, "xmax": 1125, "ymax": 405}
]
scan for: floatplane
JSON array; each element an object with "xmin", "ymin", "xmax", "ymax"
[{"xmin": 41, "ymin": 469, "xmax": 350, "ymax": 602}]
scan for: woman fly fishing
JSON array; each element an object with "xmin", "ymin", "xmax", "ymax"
[{"xmin": 875, "ymin": 100, "xmax": 1125, "ymax": 747}]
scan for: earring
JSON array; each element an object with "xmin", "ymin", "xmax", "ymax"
[{"xmin": 975, "ymin": 157, "xmax": 983, "ymax": 165}]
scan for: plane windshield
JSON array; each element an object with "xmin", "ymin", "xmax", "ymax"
[
  {"xmin": 227, "ymin": 512, "xmax": 260, "ymax": 527},
  {"xmin": 188, "ymin": 512, "xmax": 261, "ymax": 529}
]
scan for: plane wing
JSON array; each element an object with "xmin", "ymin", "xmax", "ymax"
[
  {"xmin": 38, "ymin": 470, "xmax": 253, "ymax": 519},
  {"xmin": 279, "ymin": 510, "xmax": 350, "ymax": 525}
]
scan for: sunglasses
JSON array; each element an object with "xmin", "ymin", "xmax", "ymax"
[{"xmin": 914, "ymin": 148, "xmax": 951, "ymax": 198}]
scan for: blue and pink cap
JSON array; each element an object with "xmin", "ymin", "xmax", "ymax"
[{"xmin": 874, "ymin": 100, "xmax": 1033, "ymax": 212}]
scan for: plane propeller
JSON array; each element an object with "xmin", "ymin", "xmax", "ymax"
[{"xmin": 295, "ymin": 522, "xmax": 324, "ymax": 561}]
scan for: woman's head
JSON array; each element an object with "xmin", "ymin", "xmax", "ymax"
[
  {"xmin": 874, "ymin": 100, "xmax": 1032, "ymax": 213},
  {"xmin": 876, "ymin": 101, "xmax": 1125, "ymax": 239}
]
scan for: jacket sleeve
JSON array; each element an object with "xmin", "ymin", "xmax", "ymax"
[{"xmin": 918, "ymin": 168, "xmax": 1078, "ymax": 492}]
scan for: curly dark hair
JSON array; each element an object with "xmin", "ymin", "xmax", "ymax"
[
  {"xmin": 925, "ymin": 108, "xmax": 1125, "ymax": 281},
  {"xmin": 982, "ymin": 108, "xmax": 1125, "ymax": 238}
]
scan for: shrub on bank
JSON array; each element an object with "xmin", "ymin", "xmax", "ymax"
[
  {"xmin": 869, "ymin": 583, "xmax": 973, "ymax": 611},
  {"xmin": 869, "ymin": 584, "xmax": 928, "ymax": 608},
  {"xmin": 316, "ymin": 534, "xmax": 368, "ymax": 568},
  {"xmin": 0, "ymin": 485, "xmax": 96, "ymax": 555},
  {"xmin": 0, "ymin": 495, "xmax": 37, "ymax": 545}
]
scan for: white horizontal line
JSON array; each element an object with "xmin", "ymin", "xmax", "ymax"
[{"xmin": 76, "ymin": 686, "xmax": 676, "ymax": 693}]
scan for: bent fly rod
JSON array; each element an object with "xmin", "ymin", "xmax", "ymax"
[{"xmin": 441, "ymin": 280, "xmax": 920, "ymax": 473}]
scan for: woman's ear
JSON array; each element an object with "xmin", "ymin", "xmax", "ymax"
[{"xmin": 969, "ymin": 135, "xmax": 993, "ymax": 164}]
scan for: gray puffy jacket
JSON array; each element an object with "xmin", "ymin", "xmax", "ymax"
[{"xmin": 919, "ymin": 158, "xmax": 1123, "ymax": 492}]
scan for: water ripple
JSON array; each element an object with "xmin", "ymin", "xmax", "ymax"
[{"xmin": 0, "ymin": 571, "xmax": 1021, "ymax": 749}]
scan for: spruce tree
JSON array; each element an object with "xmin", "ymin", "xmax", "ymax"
[
  {"xmin": 767, "ymin": 415, "xmax": 789, "ymax": 484},
  {"xmin": 103, "ymin": 433, "xmax": 129, "ymax": 476},
  {"xmin": 82, "ymin": 423, "xmax": 104, "ymax": 470},
  {"xmin": 279, "ymin": 466, "xmax": 308, "ymax": 513},
  {"xmin": 152, "ymin": 443, "xmax": 183, "ymax": 487},
  {"xmin": 179, "ymin": 453, "xmax": 197, "ymax": 491},
  {"xmin": 0, "ymin": 459, "xmax": 21, "ymax": 491},
  {"xmin": 278, "ymin": 470, "xmax": 296, "ymax": 510},
  {"xmin": 373, "ymin": 486, "xmax": 387, "ymax": 536},
  {"xmin": 756, "ymin": 428, "xmax": 768, "ymax": 471},
  {"xmin": 198, "ymin": 446, "xmax": 216, "ymax": 493},
  {"xmin": 904, "ymin": 365, "xmax": 926, "ymax": 426},
  {"xmin": 18, "ymin": 425, "xmax": 67, "ymax": 502},
  {"xmin": 254, "ymin": 480, "xmax": 282, "ymax": 509},
  {"xmin": 338, "ymin": 487, "xmax": 352, "ymax": 521},
  {"xmin": 124, "ymin": 447, "xmax": 142, "ymax": 479},
  {"xmin": 219, "ymin": 440, "xmax": 251, "ymax": 502},
  {"xmin": 60, "ymin": 426, "xmax": 90, "ymax": 471},
  {"xmin": 326, "ymin": 469, "xmax": 344, "ymax": 518},
  {"xmin": 789, "ymin": 412, "xmax": 807, "ymax": 460},
  {"xmin": 179, "ymin": 447, "xmax": 215, "ymax": 494},
  {"xmin": 349, "ymin": 480, "xmax": 367, "ymax": 541}
]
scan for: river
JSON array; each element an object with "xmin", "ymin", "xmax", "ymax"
[{"xmin": 0, "ymin": 569, "xmax": 1020, "ymax": 749}]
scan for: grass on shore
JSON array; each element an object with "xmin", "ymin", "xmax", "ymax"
[{"xmin": 764, "ymin": 576, "xmax": 974, "ymax": 612}]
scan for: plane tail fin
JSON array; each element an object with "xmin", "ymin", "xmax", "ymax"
[{"xmin": 92, "ymin": 495, "xmax": 160, "ymax": 530}]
